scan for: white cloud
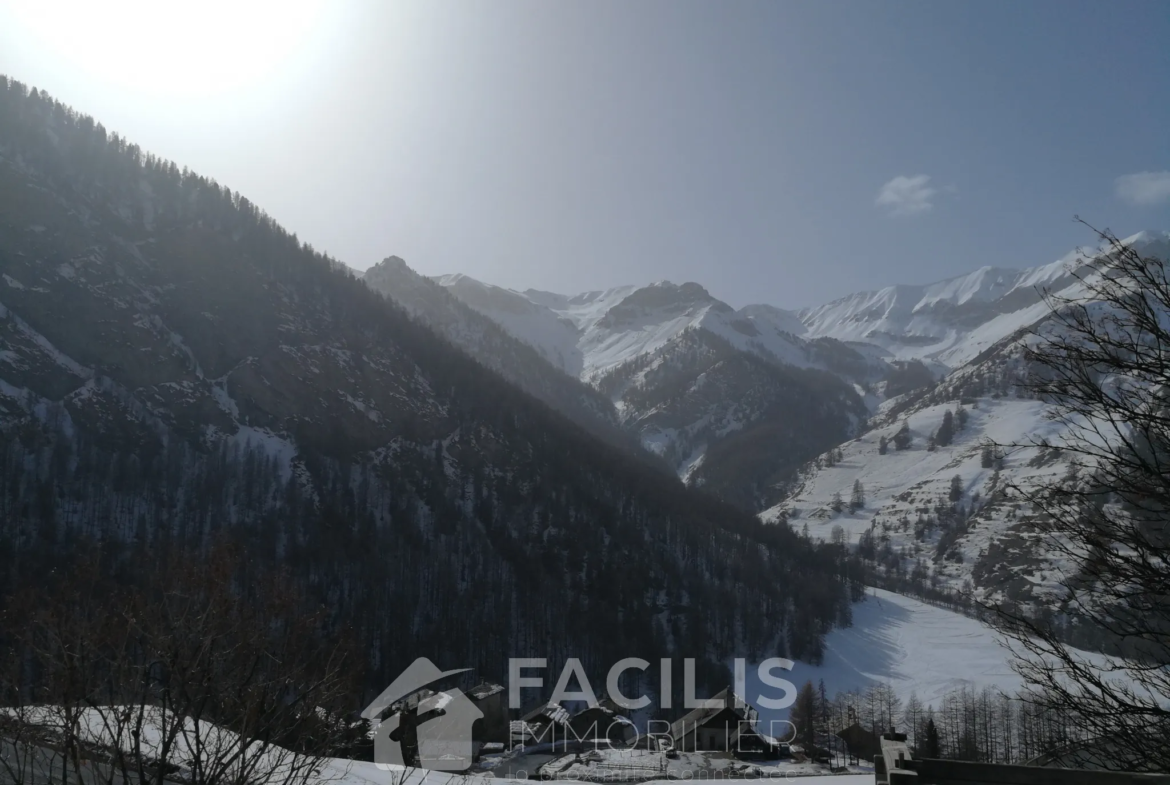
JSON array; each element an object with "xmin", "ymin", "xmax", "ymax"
[
  {"xmin": 1115, "ymin": 171, "xmax": 1170, "ymax": 206},
  {"xmin": 875, "ymin": 174, "xmax": 938, "ymax": 217}
]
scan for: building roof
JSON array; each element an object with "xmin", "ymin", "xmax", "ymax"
[
  {"xmin": 387, "ymin": 687, "xmax": 436, "ymax": 714},
  {"xmin": 571, "ymin": 704, "xmax": 616, "ymax": 719},
  {"xmin": 468, "ymin": 681, "xmax": 506, "ymax": 700},
  {"xmin": 521, "ymin": 701, "xmax": 572, "ymax": 726},
  {"xmin": 361, "ymin": 658, "xmax": 470, "ymax": 721},
  {"xmin": 668, "ymin": 687, "xmax": 756, "ymax": 742},
  {"xmin": 598, "ymin": 696, "xmax": 632, "ymax": 716}
]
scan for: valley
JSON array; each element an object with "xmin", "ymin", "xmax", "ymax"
[{"xmin": 1, "ymin": 63, "xmax": 1168, "ymax": 782}]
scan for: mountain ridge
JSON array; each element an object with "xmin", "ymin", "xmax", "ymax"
[
  {"xmin": 371, "ymin": 263, "xmax": 879, "ymax": 508},
  {"xmin": 378, "ymin": 230, "xmax": 1166, "ymax": 518},
  {"xmin": 418, "ymin": 229, "xmax": 1168, "ymax": 376}
]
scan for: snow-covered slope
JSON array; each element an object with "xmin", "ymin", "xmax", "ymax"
[
  {"xmin": 433, "ymin": 273, "xmax": 585, "ymax": 375},
  {"xmin": 763, "ymin": 230, "xmax": 1170, "ymax": 608},
  {"xmin": 762, "ymin": 397, "xmax": 1079, "ymax": 606},
  {"xmin": 746, "ymin": 230, "xmax": 1170, "ymax": 652},
  {"xmin": 773, "ymin": 588, "xmax": 1023, "ymax": 710},
  {"xmin": 799, "ymin": 231, "xmax": 1170, "ymax": 369}
]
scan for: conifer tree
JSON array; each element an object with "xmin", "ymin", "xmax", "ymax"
[
  {"xmin": 980, "ymin": 444, "xmax": 995, "ymax": 468},
  {"xmin": 936, "ymin": 409, "xmax": 955, "ymax": 447},
  {"xmin": 850, "ymin": 479, "xmax": 865, "ymax": 511},
  {"xmin": 919, "ymin": 714, "xmax": 942, "ymax": 758},
  {"xmin": 894, "ymin": 421, "xmax": 913, "ymax": 450},
  {"xmin": 949, "ymin": 474, "xmax": 963, "ymax": 502}
]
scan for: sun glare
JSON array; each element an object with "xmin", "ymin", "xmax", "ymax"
[{"xmin": 8, "ymin": 0, "xmax": 328, "ymax": 98}]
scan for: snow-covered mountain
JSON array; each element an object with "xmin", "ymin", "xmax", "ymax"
[
  {"xmin": 800, "ymin": 231, "xmax": 1170, "ymax": 368},
  {"xmin": 404, "ymin": 231, "xmax": 1170, "ymax": 603},
  {"xmin": 407, "ymin": 275, "xmax": 878, "ymax": 508},
  {"xmin": 420, "ymin": 231, "xmax": 1170, "ymax": 389},
  {"xmin": 762, "ymin": 231, "xmax": 1170, "ymax": 624},
  {"xmin": 433, "ymin": 276, "xmax": 878, "ymax": 382}
]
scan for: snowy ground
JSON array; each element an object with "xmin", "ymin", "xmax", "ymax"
[
  {"xmin": 744, "ymin": 585, "xmax": 1138, "ymax": 738},
  {"xmin": 0, "ymin": 706, "xmax": 874, "ymax": 785},
  {"xmin": 535, "ymin": 747, "xmax": 868, "ymax": 781},
  {"xmin": 329, "ymin": 761, "xmax": 873, "ymax": 785},
  {"xmin": 762, "ymin": 588, "xmax": 1021, "ymax": 711}
]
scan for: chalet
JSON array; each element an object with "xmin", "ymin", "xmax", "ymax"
[
  {"xmin": 836, "ymin": 721, "xmax": 881, "ymax": 762},
  {"xmin": 669, "ymin": 687, "xmax": 758, "ymax": 752}
]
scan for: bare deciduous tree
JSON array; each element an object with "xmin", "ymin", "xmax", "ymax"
[
  {"xmin": 989, "ymin": 223, "xmax": 1170, "ymax": 772},
  {"xmin": 0, "ymin": 543, "xmax": 363, "ymax": 785}
]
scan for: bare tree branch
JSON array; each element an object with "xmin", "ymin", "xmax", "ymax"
[{"xmin": 984, "ymin": 222, "xmax": 1170, "ymax": 772}]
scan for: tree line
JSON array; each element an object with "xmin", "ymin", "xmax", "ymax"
[{"xmin": 789, "ymin": 679, "xmax": 1098, "ymax": 768}]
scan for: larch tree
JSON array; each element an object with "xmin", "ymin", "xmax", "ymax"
[{"xmin": 789, "ymin": 681, "xmax": 819, "ymax": 752}]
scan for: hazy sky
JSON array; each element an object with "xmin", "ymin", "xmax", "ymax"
[{"xmin": 2, "ymin": 1, "xmax": 1168, "ymax": 309}]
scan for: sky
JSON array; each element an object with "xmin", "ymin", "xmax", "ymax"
[{"xmin": 1, "ymin": 0, "xmax": 1168, "ymax": 309}]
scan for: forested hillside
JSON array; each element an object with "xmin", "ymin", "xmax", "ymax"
[{"xmin": 0, "ymin": 78, "xmax": 861, "ymax": 696}]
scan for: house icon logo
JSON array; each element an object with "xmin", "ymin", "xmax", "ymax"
[{"xmin": 362, "ymin": 658, "xmax": 483, "ymax": 772}]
